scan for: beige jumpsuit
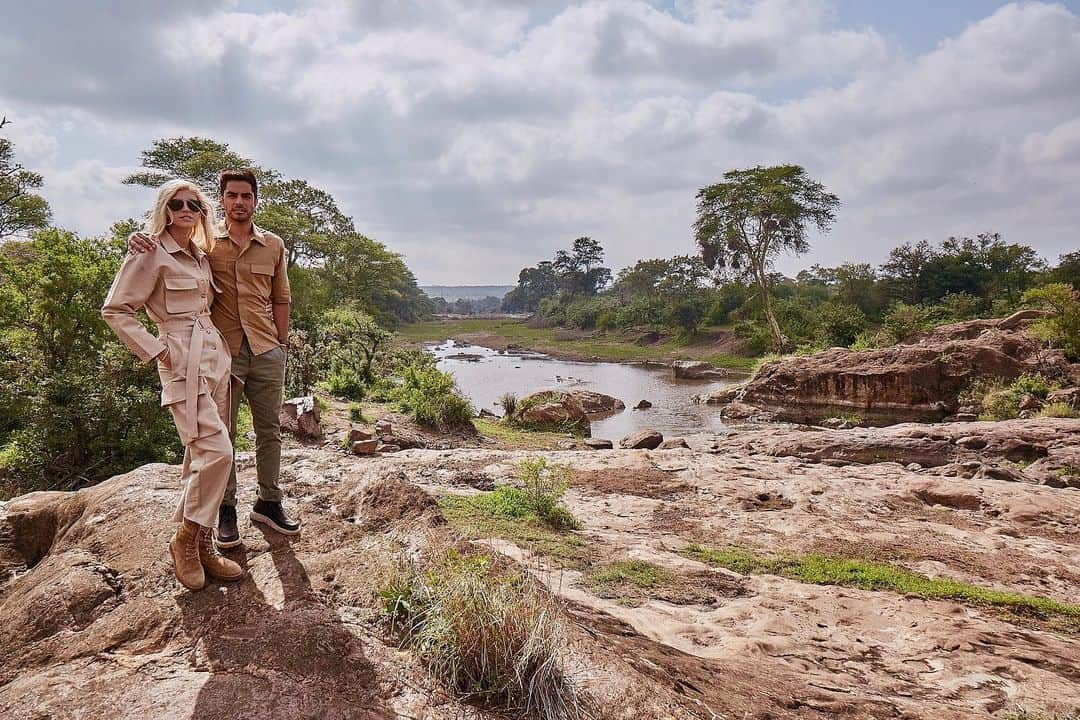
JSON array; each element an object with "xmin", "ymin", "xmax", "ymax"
[{"xmin": 101, "ymin": 232, "xmax": 233, "ymax": 528}]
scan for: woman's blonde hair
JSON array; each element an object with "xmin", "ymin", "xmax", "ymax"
[{"xmin": 144, "ymin": 179, "xmax": 218, "ymax": 253}]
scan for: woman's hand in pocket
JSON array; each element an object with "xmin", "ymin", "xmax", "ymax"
[{"xmin": 156, "ymin": 347, "xmax": 173, "ymax": 370}]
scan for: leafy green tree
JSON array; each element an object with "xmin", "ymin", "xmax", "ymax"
[
  {"xmin": 123, "ymin": 136, "xmax": 276, "ymax": 196},
  {"xmin": 553, "ymin": 236, "xmax": 611, "ymax": 296},
  {"xmin": 319, "ymin": 302, "xmax": 392, "ymax": 398},
  {"xmin": 0, "ymin": 227, "xmax": 178, "ymax": 494},
  {"xmin": 0, "ymin": 137, "xmax": 51, "ymax": 238},
  {"xmin": 1023, "ymin": 283, "xmax": 1080, "ymax": 360},
  {"xmin": 1050, "ymin": 251, "xmax": 1080, "ymax": 289},
  {"xmin": 503, "ymin": 261, "xmax": 559, "ymax": 312},
  {"xmin": 694, "ymin": 165, "xmax": 840, "ymax": 352}
]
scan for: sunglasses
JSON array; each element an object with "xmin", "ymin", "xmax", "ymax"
[{"xmin": 167, "ymin": 198, "xmax": 206, "ymax": 213}]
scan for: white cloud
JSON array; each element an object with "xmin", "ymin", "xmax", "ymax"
[{"xmin": 1, "ymin": 0, "xmax": 1078, "ymax": 281}]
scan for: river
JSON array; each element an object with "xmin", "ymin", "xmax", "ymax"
[{"xmin": 429, "ymin": 340, "xmax": 736, "ymax": 439}]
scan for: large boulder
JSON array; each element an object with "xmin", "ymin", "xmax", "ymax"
[
  {"xmin": 672, "ymin": 360, "xmax": 729, "ymax": 380},
  {"xmin": 721, "ymin": 317, "xmax": 1075, "ymax": 426},
  {"xmin": 562, "ymin": 390, "xmax": 625, "ymax": 415},
  {"xmin": 512, "ymin": 391, "xmax": 591, "ymax": 436},
  {"xmin": 279, "ymin": 396, "xmax": 322, "ymax": 439}
]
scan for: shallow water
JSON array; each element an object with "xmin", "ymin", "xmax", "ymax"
[{"xmin": 429, "ymin": 340, "xmax": 736, "ymax": 439}]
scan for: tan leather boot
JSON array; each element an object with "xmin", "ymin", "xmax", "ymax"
[
  {"xmin": 169, "ymin": 519, "xmax": 206, "ymax": 591},
  {"xmin": 199, "ymin": 527, "xmax": 245, "ymax": 582}
]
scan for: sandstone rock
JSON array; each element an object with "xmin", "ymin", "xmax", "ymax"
[
  {"xmin": 620, "ymin": 429, "xmax": 664, "ymax": 450},
  {"xmin": 955, "ymin": 436, "xmax": 987, "ymax": 450},
  {"xmin": 374, "ymin": 419, "xmax": 392, "ymax": 434},
  {"xmin": 635, "ymin": 399, "xmax": 652, "ymax": 410},
  {"xmin": 719, "ymin": 316, "xmax": 1073, "ymax": 426},
  {"xmin": 279, "ymin": 396, "xmax": 322, "ymax": 439},
  {"xmin": 911, "ymin": 480, "xmax": 983, "ymax": 510},
  {"xmin": 379, "ymin": 433, "xmax": 423, "ymax": 450},
  {"xmin": 376, "ymin": 443, "xmax": 402, "ymax": 453},
  {"xmin": 585, "ymin": 438, "xmax": 613, "ymax": 449},
  {"xmin": 659, "ymin": 438, "xmax": 690, "ymax": 449},
  {"xmin": 351, "ymin": 439, "xmax": 378, "ymax": 455},
  {"xmin": 348, "ymin": 428, "xmax": 372, "ymax": 444},
  {"xmin": 699, "ymin": 384, "xmax": 745, "ymax": 405},
  {"xmin": 562, "ymin": 390, "xmax": 625, "ymax": 415},
  {"xmin": 513, "ymin": 391, "xmax": 591, "ymax": 436},
  {"xmin": 672, "ymin": 360, "xmax": 729, "ymax": 380}
]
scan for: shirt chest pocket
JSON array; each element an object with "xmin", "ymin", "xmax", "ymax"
[
  {"xmin": 244, "ymin": 263, "xmax": 275, "ymax": 295},
  {"xmin": 163, "ymin": 276, "xmax": 203, "ymax": 314}
]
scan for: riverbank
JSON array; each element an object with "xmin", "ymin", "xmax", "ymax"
[{"xmin": 398, "ymin": 317, "xmax": 758, "ymax": 370}]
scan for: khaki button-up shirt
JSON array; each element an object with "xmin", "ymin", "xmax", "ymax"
[{"xmin": 208, "ymin": 222, "xmax": 291, "ymax": 356}]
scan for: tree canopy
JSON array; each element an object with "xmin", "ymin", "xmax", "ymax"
[{"xmin": 0, "ymin": 137, "xmax": 51, "ymax": 238}]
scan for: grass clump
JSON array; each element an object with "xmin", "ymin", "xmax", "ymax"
[
  {"xmin": 380, "ymin": 548, "xmax": 582, "ymax": 718},
  {"xmin": 438, "ymin": 458, "xmax": 585, "ymax": 566},
  {"xmin": 474, "ymin": 418, "xmax": 569, "ymax": 449},
  {"xmin": 961, "ymin": 372, "xmax": 1061, "ymax": 421},
  {"xmin": 587, "ymin": 560, "xmax": 670, "ymax": 591},
  {"xmin": 684, "ymin": 544, "xmax": 1080, "ymax": 628},
  {"xmin": 395, "ymin": 362, "xmax": 474, "ymax": 429},
  {"xmin": 1038, "ymin": 402, "xmax": 1078, "ymax": 419},
  {"xmin": 348, "ymin": 402, "xmax": 367, "ymax": 423},
  {"xmin": 499, "ymin": 392, "xmax": 518, "ymax": 417}
]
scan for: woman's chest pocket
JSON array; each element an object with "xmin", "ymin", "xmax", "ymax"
[
  {"xmin": 163, "ymin": 275, "xmax": 205, "ymax": 314},
  {"xmin": 243, "ymin": 263, "xmax": 275, "ymax": 296}
]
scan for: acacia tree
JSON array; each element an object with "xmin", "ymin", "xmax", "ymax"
[
  {"xmin": 694, "ymin": 165, "xmax": 839, "ymax": 352},
  {"xmin": 0, "ymin": 137, "xmax": 51, "ymax": 238}
]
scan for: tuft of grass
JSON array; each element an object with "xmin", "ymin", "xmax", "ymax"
[
  {"xmin": 823, "ymin": 413, "xmax": 862, "ymax": 426},
  {"xmin": 587, "ymin": 560, "xmax": 670, "ymax": 591},
  {"xmin": 474, "ymin": 418, "xmax": 569, "ymax": 449},
  {"xmin": 684, "ymin": 544, "xmax": 1080, "ymax": 629},
  {"xmin": 380, "ymin": 548, "xmax": 583, "ymax": 719},
  {"xmin": 438, "ymin": 457, "xmax": 585, "ymax": 567},
  {"xmin": 315, "ymin": 395, "xmax": 329, "ymax": 413},
  {"xmin": 1038, "ymin": 402, "xmax": 1078, "ymax": 419},
  {"xmin": 499, "ymin": 392, "xmax": 518, "ymax": 417},
  {"xmin": 348, "ymin": 402, "xmax": 367, "ymax": 423}
]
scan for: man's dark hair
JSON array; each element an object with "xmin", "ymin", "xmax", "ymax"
[{"xmin": 218, "ymin": 169, "xmax": 259, "ymax": 199}]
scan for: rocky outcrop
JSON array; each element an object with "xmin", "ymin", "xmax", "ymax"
[
  {"xmin": 512, "ymin": 391, "xmax": 591, "ymax": 436},
  {"xmin": 563, "ymin": 390, "xmax": 625, "ymax": 415},
  {"xmin": 719, "ymin": 316, "xmax": 1076, "ymax": 425},
  {"xmin": 671, "ymin": 360, "xmax": 729, "ymax": 380},
  {"xmin": 279, "ymin": 396, "xmax": 322, "ymax": 439}
]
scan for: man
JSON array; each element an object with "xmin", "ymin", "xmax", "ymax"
[{"xmin": 131, "ymin": 169, "xmax": 300, "ymax": 546}]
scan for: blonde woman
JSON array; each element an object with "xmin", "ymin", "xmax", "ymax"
[{"xmin": 102, "ymin": 179, "xmax": 244, "ymax": 590}]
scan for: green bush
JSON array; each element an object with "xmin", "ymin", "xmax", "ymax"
[
  {"xmin": 815, "ymin": 301, "xmax": 867, "ymax": 347},
  {"xmin": 961, "ymin": 373, "xmax": 1060, "ymax": 421},
  {"xmin": 613, "ymin": 295, "xmax": 666, "ymax": 328},
  {"xmin": 734, "ymin": 320, "xmax": 773, "ymax": 356},
  {"xmin": 1024, "ymin": 283, "xmax": 1080, "ymax": 360},
  {"xmin": 498, "ymin": 392, "xmax": 517, "ymax": 417},
  {"xmin": 394, "ymin": 362, "xmax": 473, "ymax": 429},
  {"xmin": 348, "ymin": 403, "xmax": 366, "ymax": 422},
  {"xmin": 1038, "ymin": 402, "xmax": 1078, "ymax": 419},
  {"xmin": 879, "ymin": 302, "xmax": 934, "ymax": 344}
]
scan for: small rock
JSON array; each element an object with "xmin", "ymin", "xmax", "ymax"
[
  {"xmin": 911, "ymin": 480, "xmax": 982, "ymax": 511},
  {"xmin": 478, "ymin": 408, "xmax": 497, "ymax": 418},
  {"xmin": 557, "ymin": 439, "xmax": 577, "ymax": 450},
  {"xmin": 671, "ymin": 360, "xmax": 729, "ymax": 380},
  {"xmin": 585, "ymin": 438, "xmax": 613, "ymax": 449},
  {"xmin": 375, "ymin": 420, "xmax": 392, "ymax": 434},
  {"xmin": 634, "ymin": 400, "xmax": 652, "ymax": 410},
  {"xmin": 1018, "ymin": 394, "xmax": 1041, "ymax": 411},
  {"xmin": 955, "ymin": 436, "xmax": 987, "ymax": 450},
  {"xmin": 348, "ymin": 428, "xmax": 373, "ymax": 444},
  {"xmin": 376, "ymin": 444, "xmax": 402, "ymax": 453},
  {"xmin": 620, "ymin": 429, "xmax": 664, "ymax": 450},
  {"xmin": 351, "ymin": 439, "xmax": 379, "ymax": 455},
  {"xmin": 279, "ymin": 396, "xmax": 322, "ymax": 440},
  {"xmin": 659, "ymin": 438, "xmax": 690, "ymax": 449}
]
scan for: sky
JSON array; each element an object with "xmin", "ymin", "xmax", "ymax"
[{"xmin": 1, "ymin": 0, "xmax": 1078, "ymax": 285}]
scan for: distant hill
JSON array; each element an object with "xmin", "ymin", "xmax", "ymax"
[{"xmin": 420, "ymin": 285, "xmax": 514, "ymax": 302}]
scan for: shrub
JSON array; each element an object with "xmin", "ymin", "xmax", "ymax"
[
  {"xmin": 1024, "ymin": 283, "xmax": 1080, "ymax": 360},
  {"xmin": 380, "ymin": 548, "xmax": 581, "ymax": 718},
  {"xmin": 815, "ymin": 301, "xmax": 867, "ymax": 347},
  {"xmin": 879, "ymin": 302, "xmax": 934, "ymax": 345},
  {"xmin": 513, "ymin": 457, "xmax": 579, "ymax": 530},
  {"xmin": 498, "ymin": 392, "xmax": 518, "ymax": 417},
  {"xmin": 395, "ymin": 362, "xmax": 474, "ymax": 429},
  {"xmin": 961, "ymin": 373, "xmax": 1060, "ymax": 421},
  {"xmin": 613, "ymin": 295, "xmax": 666, "ymax": 328},
  {"xmin": 734, "ymin": 320, "xmax": 774, "ymax": 356},
  {"xmin": 938, "ymin": 292, "xmax": 982, "ymax": 321},
  {"xmin": 348, "ymin": 403, "xmax": 367, "ymax": 422},
  {"xmin": 283, "ymin": 329, "xmax": 319, "ymax": 399}
]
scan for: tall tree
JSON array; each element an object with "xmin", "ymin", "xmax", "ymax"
[
  {"xmin": 694, "ymin": 165, "xmax": 839, "ymax": 352},
  {"xmin": 123, "ymin": 137, "xmax": 276, "ymax": 196},
  {"xmin": 0, "ymin": 137, "xmax": 51, "ymax": 238}
]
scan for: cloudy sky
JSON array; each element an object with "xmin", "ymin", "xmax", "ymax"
[{"xmin": 2, "ymin": 0, "xmax": 1078, "ymax": 284}]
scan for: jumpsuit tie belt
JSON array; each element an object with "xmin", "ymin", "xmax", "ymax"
[{"xmin": 156, "ymin": 313, "xmax": 214, "ymax": 445}]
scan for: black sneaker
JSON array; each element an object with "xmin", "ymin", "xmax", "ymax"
[
  {"xmin": 215, "ymin": 505, "xmax": 242, "ymax": 548},
  {"xmin": 251, "ymin": 499, "xmax": 301, "ymax": 536}
]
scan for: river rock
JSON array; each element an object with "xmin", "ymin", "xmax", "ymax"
[
  {"xmin": 672, "ymin": 360, "xmax": 729, "ymax": 380},
  {"xmin": 513, "ymin": 391, "xmax": 591, "ymax": 436},
  {"xmin": 634, "ymin": 399, "xmax": 652, "ymax": 410},
  {"xmin": 585, "ymin": 438, "xmax": 614, "ymax": 449},
  {"xmin": 375, "ymin": 419, "xmax": 392, "ymax": 434},
  {"xmin": 563, "ymin": 390, "xmax": 625, "ymax": 415},
  {"xmin": 279, "ymin": 396, "xmax": 321, "ymax": 439},
  {"xmin": 722, "ymin": 316, "xmax": 1076, "ymax": 425},
  {"xmin": 659, "ymin": 437, "xmax": 690, "ymax": 449},
  {"xmin": 620, "ymin": 429, "xmax": 664, "ymax": 450},
  {"xmin": 351, "ymin": 439, "xmax": 378, "ymax": 455},
  {"xmin": 348, "ymin": 428, "xmax": 372, "ymax": 443}
]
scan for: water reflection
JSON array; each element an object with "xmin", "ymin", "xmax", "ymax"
[{"xmin": 429, "ymin": 340, "xmax": 735, "ymax": 439}]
